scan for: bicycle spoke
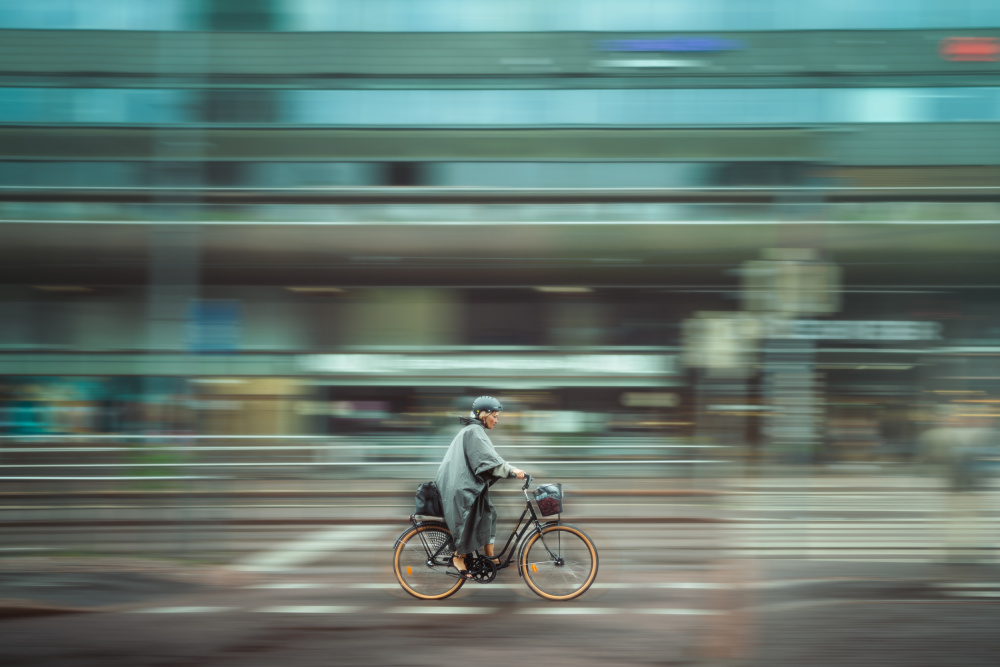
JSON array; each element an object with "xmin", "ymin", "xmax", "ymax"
[
  {"xmin": 522, "ymin": 525, "xmax": 598, "ymax": 601},
  {"xmin": 394, "ymin": 525, "xmax": 464, "ymax": 600}
]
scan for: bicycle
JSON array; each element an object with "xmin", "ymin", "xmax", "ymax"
[{"xmin": 392, "ymin": 474, "xmax": 598, "ymax": 601}]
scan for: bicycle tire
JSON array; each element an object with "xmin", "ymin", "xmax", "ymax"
[
  {"xmin": 520, "ymin": 524, "xmax": 598, "ymax": 601},
  {"xmin": 393, "ymin": 524, "xmax": 465, "ymax": 600}
]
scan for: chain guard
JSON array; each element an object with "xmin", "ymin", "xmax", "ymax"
[{"xmin": 469, "ymin": 554, "xmax": 498, "ymax": 584}]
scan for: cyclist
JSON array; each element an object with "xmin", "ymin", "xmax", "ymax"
[{"xmin": 435, "ymin": 395, "xmax": 525, "ymax": 579}]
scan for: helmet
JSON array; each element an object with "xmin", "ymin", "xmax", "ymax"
[{"xmin": 471, "ymin": 395, "xmax": 503, "ymax": 417}]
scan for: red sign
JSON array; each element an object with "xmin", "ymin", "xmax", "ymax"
[{"xmin": 939, "ymin": 37, "xmax": 1000, "ymax": 62}]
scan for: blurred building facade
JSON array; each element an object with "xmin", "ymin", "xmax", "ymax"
[{"xmin": 1, "ymin": 1, "xmax": 999, "ymax": 474}]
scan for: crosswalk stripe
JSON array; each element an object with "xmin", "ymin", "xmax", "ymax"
[
  {"xmin": 136, "ymin": 606, "xmax": 234, "ymax": 614},
  {"xmin": 518, "ymin": 607, "xmax": 621, "ymax": 615},
  {"xmin": 648, "ymin": 582, "xmax": 730, "ymax": 589},
  {"xmin": 247, "ymin": 581, "xmax": 737, "ymax": 591},
  {"xmin": 518, "ymin": 607, "xmax": 724, "ymax": 616},
  {"xmin": 245, "ymin": 579, "xmax": 889, "ymax": 592},
  {"xmin": 635, "ymin": 608, "xmax": 725, "ymax": 615},
  {"xmin": 128, "ymin": 597, "xmax": 994, "ymax": 616},
  {"xmin": 248, "ymin": 582, "xmax": 332, "ymax": 589},
  {"xmin": 234, "ymin": 525, "xmax": 389, "ymax": 572},
  {"xmin": 257, "ymin": 606, "xmax": 360, "ymax": 613}
]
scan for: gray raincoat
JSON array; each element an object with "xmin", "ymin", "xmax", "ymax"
[{"xmin": 434, "ymin": 422, "xmax": 508, "ymax": 554}]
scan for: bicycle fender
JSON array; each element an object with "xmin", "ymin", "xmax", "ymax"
[{"xmin": 393, "ymin": 520, "xmax": 448, "ymax": 551}]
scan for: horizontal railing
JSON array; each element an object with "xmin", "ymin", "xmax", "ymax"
[
  {"xmin": 0, "ymin": 434, "xmax": 732, "ymax": 481},
  {"xmin": 2, "ymin": 186, "xmax": 1000, "ymax": 205}
]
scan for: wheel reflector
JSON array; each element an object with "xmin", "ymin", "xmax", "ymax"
[
  {"xmin": 532, "ymin": 563, "xmax": 538, "ymax": 573},
  {"xmin": 406, "ymin": 566, "xmax": 412, "ymax": 575}
]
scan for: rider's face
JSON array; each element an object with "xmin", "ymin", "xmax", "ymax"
[{"xmin": 483, "ymin": 411, "xmax": 500, "ymax": 429}]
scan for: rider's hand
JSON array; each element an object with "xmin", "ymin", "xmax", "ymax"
[{"xmin": 511, "ymin": 468, "xmax": 525, "ymax": 479}]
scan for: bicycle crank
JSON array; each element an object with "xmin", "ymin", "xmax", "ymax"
[{"xmin": 469, "ymin": 554, "xmax": 498, "ymax": 584}]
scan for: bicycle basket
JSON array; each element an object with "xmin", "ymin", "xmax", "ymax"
[{"xmin": 532, "ymin": 483, "xmax": 563, "ymax": 516}]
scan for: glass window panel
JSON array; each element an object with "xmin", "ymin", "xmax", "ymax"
[
  {"xmin": 0, "ymin": 89, "xmax": 42, "ymax": 122},
  {"xmin": 4, "ymin": 0, "xmax": 1000, "ymax": 30},
  {"xmin": 924, "ymin": 87, "xmax": 1000, "ymax": 122},
  {"xmin": 973, "ymin": 0, "xmax": 1000, "ymax": 25},
  {"xmin": 6, "ymin": 87, "xmax": 1000, "ymax": 126},
  {"xmin": 285, "ymin": 0, "xmax": 1000, "ymax": 31},
  {"xmin": 600, "ymin": 0, "xmax": 641, "ymax": 31},
  {"xmin": 432, "ymin": 0, "xmax": 470, "ymax": 32},
  {"xmin": 0, "ymin": 0, "xmax": 190, "ymax": 30},
  {"xmin": 0, "ymin": 1, "xmax": 77, "ymax": 29},
  {"xmin": 0, "ymin": 88, "xmax": 195, "ymax": 124},
  {"xmin": 849, "ymin": 89, "xmax": 927, "ymax": 123}
]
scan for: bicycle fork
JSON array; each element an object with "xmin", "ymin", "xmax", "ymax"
[{"xmin": 519, "ymin": 487, "xmax": 564, "ymax": 572}]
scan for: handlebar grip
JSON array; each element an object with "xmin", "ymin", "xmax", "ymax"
[{"xmin": 522, "ymin": 473, "xmax": 532, "ymax": 490}]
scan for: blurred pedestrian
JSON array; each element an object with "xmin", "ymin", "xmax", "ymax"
[
  {"xmin": 918, "ymin": 409, "xmax": 998, "ymax": 563},
  {"xmin": 435, "ymin": 396, "xmax": 525, "ymax": 579}
]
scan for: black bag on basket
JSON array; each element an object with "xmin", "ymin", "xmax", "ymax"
[
  {"xmin": 533, "ymin": 483, "xmax": 563, "ymax": 516},
  {"xmin": 414, "ymin": 481, "xmax": 443, "ymax": 517}
]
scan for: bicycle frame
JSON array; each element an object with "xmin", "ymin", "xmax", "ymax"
[{"xmin": 406, "ymin": 474, "xmax": 561, "ymax": 577}]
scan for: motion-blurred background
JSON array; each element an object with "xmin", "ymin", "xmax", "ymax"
[{"xmin": 1, "ymin": 3, "xmax": 1000, "ymax": 664}]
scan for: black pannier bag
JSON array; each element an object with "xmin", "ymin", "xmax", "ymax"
[
  {"xmin": 532, "ymin": 483, "xmax": 563, "ymax": 516},
  {"xmin": 414, "ymin": 481, "xmax": 443, "ymax": 517}
]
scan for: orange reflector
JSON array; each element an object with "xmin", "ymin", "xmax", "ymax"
[
  {"xmin": 406, "ymin": 566, "xmax": 412, "ymax": 575},
  {"xmin": 532, "ymin": 564, "xmax": 538, "ymax": 573}
]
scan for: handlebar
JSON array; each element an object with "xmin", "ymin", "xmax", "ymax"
[{"xmin": 522, "ymin": 473, "xmax": 532, "ymax": 490}]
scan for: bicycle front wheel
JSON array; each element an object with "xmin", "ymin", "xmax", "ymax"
[
  {"xmin": 393, "ymin": 524, "xmax": 464, "ymax": 600},
  {"xmin": 521, "ymin": 524, "xmax": 598, "ymax": 601}
]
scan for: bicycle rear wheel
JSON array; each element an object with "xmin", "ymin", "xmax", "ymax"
[
  {"xmin": 521, "ymin": 524, "xmax": 598, "ymax": 601},
  {"xmin": 393, "ymin": 524, "xmax": 464, "ymax": 600}
]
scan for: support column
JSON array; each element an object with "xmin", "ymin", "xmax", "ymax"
[{"xmin": 762, "ymin": 338, "xmax": 820, "ymax": 464}]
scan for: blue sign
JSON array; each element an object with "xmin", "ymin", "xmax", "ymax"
[{"xmin": 187, "ymin": 300, "xmax": 241, "ymax": 353}]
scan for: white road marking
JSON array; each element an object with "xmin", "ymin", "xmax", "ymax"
[
  {"xmin": 137, "ymin": 607, "xmax": 234, "ymax": 614},
  {"xmin": 234, "ymin": 525, "xmax": 388, "ymax": 572},
  {"xmin": 257, "ymin": 606, "xmax": 360, "ymax": 613},
  {"xmin": 733, "ymin": 550, "xmax": 945, "ymax": 559},
  {"xmin": 947, "ymin": 591, "xmax": 1000, "ymax": 598},
  {"xmin": 257, "ymin": 581, "xmax": 733, "ymax": 591},
  {"xmin": 636, "ymin": 608, "xmax": 725, "ymax": 616},
  {"xmin": 253, "ymin": 579, "xmax": 874, "ymax": 592},
  {"xmin": 386, "ymin": 606, "xmax": 496, "ymax": 614},
  {"xmin": 746, "ymin": 600, "xmax": 848, "ymax": 612},
  {"xmin": 248, "ymin": 582, "xmax": 332, "ymax": 589},
  {"xmin": 518, "ymin": 607, "xmax": 620, "ymax": 615},
  {"xmin": 746, "ymin": 579, "xmax": 849, "ymax": 590}
]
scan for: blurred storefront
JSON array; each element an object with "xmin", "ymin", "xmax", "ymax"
[{"xmin": 1, "ymin": 0, "xmax": 1000, "ymax": 476}]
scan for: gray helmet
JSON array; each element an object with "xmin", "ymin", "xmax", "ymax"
[{"xmin": 471, "ymin": 395, "xmax": 503, "ymax": 417}]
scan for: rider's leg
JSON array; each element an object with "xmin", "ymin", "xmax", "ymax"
[
  {"xmin": 455, "ymin": 536, "xmax": 498, "ymax": 572},
  {"xmin": 484, "ymin": 538, "xmax": 500, "ymax": 563},
  {"xmin": 452, "ymin": 553, "xmax": 473, "ymax": 579}
]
